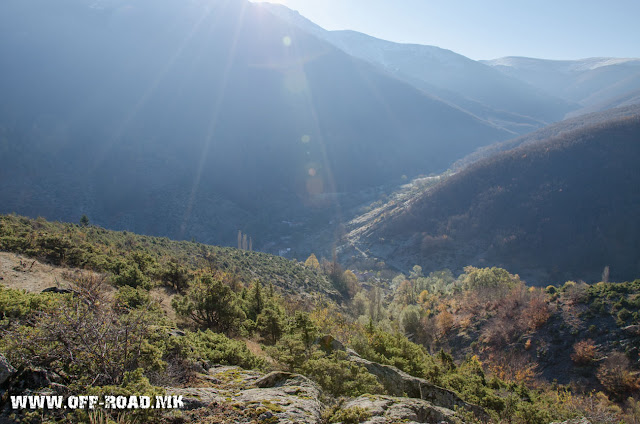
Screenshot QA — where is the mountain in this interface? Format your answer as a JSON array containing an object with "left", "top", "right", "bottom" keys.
[
  {"left": 483, "top": 56, "right": 640, "bottom": 117},
  {"left": 0, "top": 0, "right": 511, "bottom": 253},
  {"left": 452, "top": 103, "right": 640, "bottom": 169},
  {"left": 260, "top": 3, "right": 578, "bottom": 134},
  {"left": 343, "top": 112, "right": 640, "bottom": 285}
]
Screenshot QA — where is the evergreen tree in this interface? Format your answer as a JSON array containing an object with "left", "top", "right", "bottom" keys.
[
  {"left": 257, "top": 301, "right": 285, "bottom": 344},
  {"left": 172, "top": 273, "right": 245, "bottom": 334},
  {"left": 248, "top": 281, "right": 264, "bottom": 321},
  {"left": 79, "top": 214, "right": 90, "bottom": 227}
]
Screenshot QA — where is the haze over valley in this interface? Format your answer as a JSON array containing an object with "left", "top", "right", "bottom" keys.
[
  {"left": 1, "top": 0, "right": 639, "bottom": 285},
  {"left": 1, "top": 2, "right": 640, "bottom": 422}
]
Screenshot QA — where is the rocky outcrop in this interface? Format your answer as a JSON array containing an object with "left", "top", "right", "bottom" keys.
[
  {"left": 236, "top": 371, "right": 323, "bottom": 424},
  {"left": 345, "top": 349, "right": 488, "bottom": 421},
  {"left": 168, "top": 366, "right": 324, "bottom": 424},
  {"left": 550, "top": 418, "right": 592, "bottom": 424},
  {"left": 343, "top": 395, "right": 463, "bottom": 424}
]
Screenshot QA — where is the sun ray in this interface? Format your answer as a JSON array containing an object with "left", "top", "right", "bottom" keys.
[
  {"left": 180, "top": 0, "right": 249, "bottom": 237},
  {"left": 86, "top": 3, "right": 218, "bottom": 174}
]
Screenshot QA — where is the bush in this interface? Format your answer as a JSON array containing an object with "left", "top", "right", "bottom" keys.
[
  {"left": 114, "top": 285, "right": 154, "bottom": 311},
  {"left": 172, "top": 273, "right": 246, "bottom": 334},
  {"left": 329, "top": 405, "right": 371, "bottom": 424},
  {"left": 0, "top": 286, "right": 64, "bottom": 321},
  {"left": 597, "top": 352, "right": 640, "bottom": 397},
  {"left": 617, "top": 308, "right": 632, "bottom": 325},
  {"left": 1, "top": 296, "right": 165, "bottom": 386},
  {"left": 183, "top": 329, "right": 267, "bottom": 370},
  {"left": 113, "top": 262, "right": 151, "bottom": 289},
  {"left": 571, "top": 339, "right": 598, "bottom": 365},
  {"left": 301, "top": 351, "right": 383, "bottom": 397}
]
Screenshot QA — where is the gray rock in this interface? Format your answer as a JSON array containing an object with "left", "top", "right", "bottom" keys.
[
  {"left": 166, "top": 387, "right": 223, "bottom": 409},
  {"left": 237, "top": 371, "right": 323, "bottom": 423},
  {"left": 345, "top": 351, "right": 488, "bottom": 421},
  {"left": 343, "top": 394, "right": 464, "bottom": 424},
  {"left": 10, "top": 367, "right": 62, "bottom": 391},
  {"left": 622, "top": 324, "right": 640, "bottom": 335},
  {"left": 550, "top": 418, "right": 591, "bottom": 424},
  {"left": 254, "top": 371, "right": 298, "bottom": 388},
  {"left": 0, "top": 354, "right": 16, "bottom": 386},
  {"left": 167, "top": 329, "right": 186, "bottom": 337},
  {"left": 168, "top": 366, "right": 324, "bottom": 423}
]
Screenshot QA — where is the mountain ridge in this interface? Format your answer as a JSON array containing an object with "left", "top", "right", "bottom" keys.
[{"left": 343, "top": 112, "right": 640, "bottom": 285}]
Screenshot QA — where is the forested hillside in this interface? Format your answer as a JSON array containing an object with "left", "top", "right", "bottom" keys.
[{"left": 347, "top": 115, "right": 640, "bottom": 284}]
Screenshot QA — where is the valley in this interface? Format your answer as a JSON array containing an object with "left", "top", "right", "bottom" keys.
[{"left": 0, "top": 1, "right": 639, "bottom": 422}]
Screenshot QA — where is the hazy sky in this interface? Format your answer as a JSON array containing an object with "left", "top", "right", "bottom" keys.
[{"left": 251, "top": 0, "right": 640, "bottom": 60}]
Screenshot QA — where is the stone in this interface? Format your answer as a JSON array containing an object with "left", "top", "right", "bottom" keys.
[
  {"left": 41, "top": 287, "right": 74, "bottom": 294},
  {"left": 0, "top": 354, "right": 16, "bottom": 386},
  {"left": 343, "top": 395, "right": 463, "bottom": 424},
  {"left": 345, "top": 350, "right": 488, "bottom": 421},
  {"left": 168, "top": 366, "right": 324, "bottom": 423},
  {"left": 550, "top": 418, "right": 591, "bottom": 424}
]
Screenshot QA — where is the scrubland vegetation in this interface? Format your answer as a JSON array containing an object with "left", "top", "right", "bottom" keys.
[{"left": 1, "top": 214, "right": 639, "bottom": 423}]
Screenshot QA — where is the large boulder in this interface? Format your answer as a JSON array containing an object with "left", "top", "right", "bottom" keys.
[
  {"left": 235, "top": 371, "right": 323, "bottom": 424},
  {"left": 342, "top": 394, "right": 464, "bottom": 424},
  {"left": 168, "top": 367, "right": 324, "bottom": 424},
  {"left": 345, "top": 350, "right": 488, "bottom": 422}
]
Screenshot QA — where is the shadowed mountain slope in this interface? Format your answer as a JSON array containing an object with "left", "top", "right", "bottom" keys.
[
  {"left": 347, "top": 114, "right": 640, "bottom": 285},
  {"left": 0, "top": 0, "right": 510, "bottom": 251}
]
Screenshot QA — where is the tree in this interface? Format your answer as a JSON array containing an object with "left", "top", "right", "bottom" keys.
[
  {"left": 256, "top": 301, "right": 286, "bottom": 344},
  {"left": 293, "top": 311, "right": 318, "bottom": 348},
  {"left": 305, "top": 253, "right": 320, "bottom": 269},
  {"left": 161, "top": 261, "right": 191, "bottom": 293},
  {"left": 247, "top": 281, "right": 264, "bottom": 321},
  {"left": 79, "top": 214, "right": 90, "bottom": 227},
  {"left": 462, "top": 266, "right": 519, "bottom": 292},
  {"left": 409, "top": 265, "right": 423, "bottom": 279},
  {"left": 368, "top": 285, "right": 384, "bottom": 323},
  {"left": 571, "top": 339, "right": 598, "bottom": 365},
  {"left": 172, "top": 273, "right": 245, "bottom": 334},
  {"left": 400, "top": 305, "right": 421, "bottom": 338},
  {"left": 343, "top": 270, "right": 361, "bottom": 297},
  {"left": 597, "top": 352, "right": 640, "bottom": 397}
]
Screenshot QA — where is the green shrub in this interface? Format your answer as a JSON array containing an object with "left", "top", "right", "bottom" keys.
[
  {"left": 0, "top": 286, "right": 65, "bottom": 321},
  {"left": 114, "top": 285, "right": 153, "bottom": 311},
  {"left": 616, "top": 308, "right": 632, "bottom": 326},
  {"left": 330, "top": 405, "right": 371, "bottom": 424},
  {"left": 172, "top": 273, "right": 246, "bottom": 334},
  {"left": 301, "top": 351, "right": 383, "bottom": 397},
  {"left": 113, "top": 262, "right": 151, "bottom": 289},
  {"left": 183, "top": 329, "right": 267, "bottom": 370}
]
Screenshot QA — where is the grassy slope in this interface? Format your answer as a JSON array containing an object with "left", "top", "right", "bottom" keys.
[{"left": 0, "top": 214, "right": 335, "bottom": 297}]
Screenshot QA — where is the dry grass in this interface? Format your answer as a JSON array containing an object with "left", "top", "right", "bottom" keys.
[{"left": 0, "top": 251, "right": 77, "bottom": 292}]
